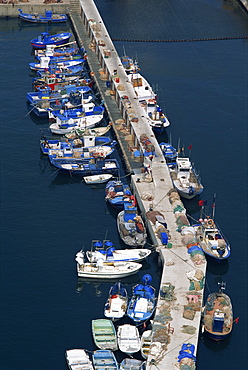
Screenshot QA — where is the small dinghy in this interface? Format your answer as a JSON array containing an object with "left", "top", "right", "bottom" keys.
[
  {"left": 117, "top": 324, "right": 141, "bottom": 355},
  {"left": 117, "top": 204, "right": 147, "bottom": 247},
  {"left": 105, "top": 180, "right": 134, "bottom": 210},
  {"left": 120, "top": 358, "right": 145, "bottom": 370},
  {"left": 202, "top": 282, "right": 233, "bottom": 340},
  {"left": 104, "top": 282, "right": 128, "bottom": 321},
  {"left": 19, "top": 9, "right": 67, "bottom": 23},
  {"left": 65, "top": 349, "right": 94, "bottom": 370},
  {"left": 65, "top": 124, "right": 111, "bottom": 139},
  {"left": 92, "top": 319, "right": 118, "bottom": 351},
  {"left": 92, "top": 350, "right": 118, "bottom": 370},
  {"left": 86, "top": 240, "right": 151, "bottom": 263},
  {"left": 127, "top": 274, "right": 156, "bottom": 324},
  {"left": 140, "top": 329, "right": 152, "bottom": 359},
  {"left": 84, "top": 174, "right": 113, "bottom": 184},
  {"left": 31, "top": 32, "right": 72, "bottom": 49},
  {"left": 75, "top": 251, "right": 142, "bottom": 279}
]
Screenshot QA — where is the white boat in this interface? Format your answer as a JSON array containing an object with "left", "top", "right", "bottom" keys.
[
  {"left": 117, "top": 204, "right": 147, "bottom": 247},
  {"left": 75, "top": 251, "right": 142, "bottom": 279},
  {"left": 86, "top": 241, "right": 151, "bottom": 263},
  {"left": 65, "top": 124, "right": 111, "bottom": 139},
  {"left": 48, "top": 144, "right": 115, "bottom": 159},
  {"left": 117, "top": 324, "right": 141, "bottom": 355},
  {"left": 169, "top": 156, "right": 204, "bottom": 199},
  {"left": 139, "top": 98, "right": 170, "bottom": 134},
  {"left": 121, "top": 55, "right": 139, "bottom": 75},
  {"left": 128, "top": 71, "right": 156, "bottom": 101},
  {"left": 140, "top": 329, "right": 152, "bottom": 359},
  {"left": 104, "top": 282, "right": 128, "bottom": 321},
  {"left": 65, "top": 349, "right": 94, "bottom": 370},
  {"left": 84, "top": 174, "right": 113, "bottom": 184},
  {"left": 120, "top": 358, "right": 145, "bottom": 370}
]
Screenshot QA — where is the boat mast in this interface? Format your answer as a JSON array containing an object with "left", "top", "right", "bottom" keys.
[{"left": 211, "top": 193, "right": 216, "bottom": 220}]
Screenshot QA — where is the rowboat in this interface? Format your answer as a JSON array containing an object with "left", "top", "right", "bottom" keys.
[
  {"left": 120, "top": 358, "right": 145, "bottom": 370},
  {"left": 65, "top": 124, "right": 112, "bottom": 139},
  {"left": 65, "top": 349, "right": 94, "bottom": 370},
  {"left": 92, "top": 350, "right": 118, "bottom": 370},
  {"left": 19, "top": 9, "right": 67, "bottom": 23},
  {"left": 91, "top": 319, "right": 118, "bottom": 351},
  {"left": 105, "top": 180, "right": 134, "bottom": 210},
  {"left": 84, "top": 174, "right": 113, "bottom": 184},
  {"left": 117, "top": 324, "right": 141, "bottom": 355},
  {"left": 75, "top": 251, "right": 142, "bottom": 279}
]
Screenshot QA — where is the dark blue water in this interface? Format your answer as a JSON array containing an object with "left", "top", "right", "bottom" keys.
[{"left": 0, "top": 1, "right": 247, "bottom": 369}]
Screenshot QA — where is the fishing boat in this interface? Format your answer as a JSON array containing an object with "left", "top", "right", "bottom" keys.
[
  {"left": 92, "top": 319, "right": 118, "bottom": 351},
  {"left": 48, "top": 144, "right": 115, "bottom": 160},
  {"left": 65, "top": 349, "right": 94, "bottom": 370},
  {"left": 127, "top": 71, "right": 156, "bottom": 101},
  {"left": 159, "top": 142, "right": 178, "bottom": 165},
  {"left": 29, "top": 56, "right": 85, "bottom": 72},
  {"left": 177, "top": 343, "right": 196, "bottom": 370},
  {"left": 40, "top": 134, "right": 114, "bottom": 155},
  {"left": 127, "top": 274, "right": 156, "bottom": 324},
  {"left": 37, "top": 64, "right": 85, "bottom": 78},
  {"left": 27, "top": 87, "right": 92, "bottom": 117},
  {"left": 86, "top": 240, "right": 151, "bottom": 263},
  {"left": 120, "top": 358, "right": 145, "bottom": 370},
  {"left": 92, "top": 350, "right": 118, "bottom": 370},
  {"left": 49, "top": 155, "right": 120, "bottom": 177},
  {"left": 18, "top": 9, "right": 67, "bottom": 23},
  {"left": 65, "top": 124, "right": 111, "bottom": 139},
  {"left": 121, "top": 55, "right": 139, "bottom": 75},
  {"left": 117, "top": 204, "right": 147, "bottom": 247},
  {"left": 139, "top": 98, "right": 170, "bottom": 134},
  {"left": 48, "top": 104, "right": 105, "bottom": 134},
  {"left": 35, "top": 43, "right": 80, "bottom": 59},
  {"left": 33, "top": 73, "right": 91, "bottom": 92},
  {"left": 169, "top": 156, "right": 204, "bottom": 199},
  {"left": 140, "top": 329, "right": 152, "bottom": 359},
  {"left": 105, "top": 180, "right": 135, "bottom": 210},
  {"left": 75, "top": 251, "right": 142, "bottom": 279},
  {"left": 117, "top": 324, "right": 141, "bottom": 355},
  {"left": 31, "top": 32, "right": 72, "bottom": 49},
  {"left": 84, "top": 174, "right": 113, "bottom": 184},
  {"left": 104, "top": 282, "right": 128, "bottom": 321},
  {"left": 202, "top": 283, "right": 233, "bottom": 340},
  {"left": 193, "top": 218, "right": 230, "bottom": 261}
]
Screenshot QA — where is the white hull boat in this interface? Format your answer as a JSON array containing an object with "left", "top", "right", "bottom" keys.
[
  {"left": 104, "top": 282, "right": 128, "bottom": 321},
  {"left": 117, "top": 324, "right": 141, "bottom": 355},
  {"left": 75, "top": 251, "right": 142, "bottom": 279},
  {"left": 84, "top": 174, "right": 113, "bottom": 184},
  {"left": 128, "top": 72, "right": 156, "bottom": 101},
  {"left": 65, "top": 349, "right": 94, "bottom": 370},
  {"left": 86, "top": 246, "right": 151, "bottom": 263}
]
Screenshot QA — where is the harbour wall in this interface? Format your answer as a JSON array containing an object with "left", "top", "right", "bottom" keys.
[{"left": 0, "top": 3, "right": 69, "bottom": 18}]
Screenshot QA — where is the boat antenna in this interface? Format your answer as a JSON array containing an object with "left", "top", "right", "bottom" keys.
[
  {"left": 104, "top": 229, "right": 108, "bottom": 241},
  {"left": 211, "top": 193, "right": 216, "bottom": 220},
  {"left": 123, "top": 45, "right": 126, "bottom": 57}
]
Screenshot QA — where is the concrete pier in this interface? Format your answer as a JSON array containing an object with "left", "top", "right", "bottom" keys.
[{"left": 69, "top": 1, "right": 206, "bottom": 369}]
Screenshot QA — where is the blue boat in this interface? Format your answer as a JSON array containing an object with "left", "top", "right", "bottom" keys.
[
  {"left": 48, "top": 156, "right": 120, "bottom": 177},
  {"left": 30, "top": 32, "right": 72, "bottom": 49},
  {"left": 32, "top": 73, "right": 91, "bottom": 93},
  {"left": 159, "top": 142, "right": 178, "bottom": 164},
  {"left": 29, "top": 57, "right": 86, "bottom": 73},
  {"left": 92, "top": 350, "right": 118, "bottom": 370},
  {"left": 27, "top": 86, "right": 92, "bottom": 117},
  {"left": 105, "top": 180, "right": 135, "bottom": 210},
  {"left": 40, "top": 135, "right": 114, "bottom": 155},
  {"left": 19, "top": 9, "right": 67, "bottom": 23},
  {"left": 34, "top": 43, "right": 80, "bottom": 59},
  {"left": 127, "top": 274, "right": 156, "bottom": 323}
]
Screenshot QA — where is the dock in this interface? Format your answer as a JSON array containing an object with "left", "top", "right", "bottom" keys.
[{"left": 68, "top": 1, "right": 206, "bottom": 369}]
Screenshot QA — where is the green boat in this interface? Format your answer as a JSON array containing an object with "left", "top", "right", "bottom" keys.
[{"left": 92, "top": 319, "right": 118, "bottom": 351}]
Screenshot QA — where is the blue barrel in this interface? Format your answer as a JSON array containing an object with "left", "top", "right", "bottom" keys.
[{"left": 106, "top": 81, "right": 111, "bottom": 88}]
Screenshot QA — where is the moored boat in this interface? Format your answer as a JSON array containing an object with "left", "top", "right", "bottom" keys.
[
  {"left": 139, "top": 98, "right": 170, "bottom": 134},
  {"left": 49, "top": 156, "right": 120, "bottom": 177},
  {"left": 31, "top": 32, "right": 72, "bottom": 49},
  {"left": 19, "top": 9, "right": 67, "bottom": 23},
  {"left": 127, "top": 274, "right": 156, "bottom": 324},
  {"left": 202, "top": 283, "right": 233, "bottom": 340},
  {"left": 29, "top": 56, "right": 85, "bottom": 72},
  {"left": 104, "top": 282, "right": 128, "bottom": 321},
  {"left": 117, "top": 204, "right": 147, "bottom": 247},
  {"left": 86, "top": 240, "right": 151, "bottom": 263},
  {"left": 169, "top": 156, "right": 204, "bottom": 199},
  {"left": 65, "top": 348, "right": 94, "bottom": 370},
  {"left": 92, "top": 319, "right": 118, "bottom": 351},
  {"left": 35, "top": 42, "right": 80, "bottom": 59},
  {"left": 120, "top": 358, "right": 145, "bottom": 370},
  {"left": 75, "top": 251, "right": 142, "bottom": 279},
  {"left": 92, "top": 350, "right": 118, "bottom": 370},
  {"left": 117, "top": 324, "right": 141, "bottom": 355},
  {"left": 127, "top": 71, "right": 156, "bottom": 101},
  {"left": 65, "top": 124, "right": 112, "bottom": 139},
  {"left": 105, "top": 180, "right": 134, "bottom": 210},
  {"left": 84, "top": 174, "right": 113, "bottom": 184}
]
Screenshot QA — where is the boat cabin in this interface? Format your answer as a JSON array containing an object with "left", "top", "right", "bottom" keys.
[{"left": 123, "top": 204, "right": 137, "bottom": 222}]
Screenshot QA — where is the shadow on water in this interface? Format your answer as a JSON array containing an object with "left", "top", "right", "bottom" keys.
[
  {"left": 206, "top": 258, "right": 229, "bottom": 277},
  {"left": 200, "top": 331, "right": 232, "bottom": 351}
]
